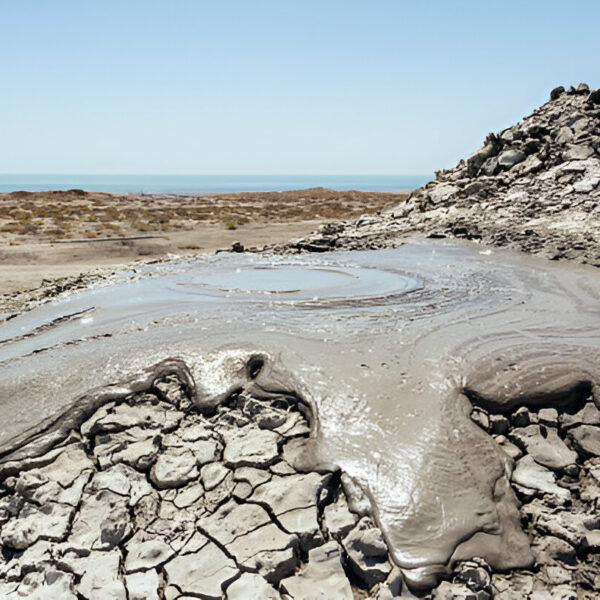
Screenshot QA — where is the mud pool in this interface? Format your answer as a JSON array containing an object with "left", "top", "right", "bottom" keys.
[{"left": 1, "top": 240, "right": 599, "bottom": 587}]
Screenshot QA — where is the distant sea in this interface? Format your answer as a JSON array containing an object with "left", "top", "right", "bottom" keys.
[{"left": 0, "top": 174, "right": 431, "bottom": 195}]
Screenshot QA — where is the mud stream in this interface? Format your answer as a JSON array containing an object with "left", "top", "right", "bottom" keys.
[{"left": 1, "top": 240, "right": 599, "bottom": 587}]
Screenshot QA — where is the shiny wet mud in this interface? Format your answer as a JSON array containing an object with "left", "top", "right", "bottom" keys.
[{"left": 1, "top": 240, "right": 599, "bottom": 587}]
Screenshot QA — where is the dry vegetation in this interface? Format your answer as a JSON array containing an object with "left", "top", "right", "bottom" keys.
[{"left": 0, "top": 188, "right": 408, "bottom": 243}]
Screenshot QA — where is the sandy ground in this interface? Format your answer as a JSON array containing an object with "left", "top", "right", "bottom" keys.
[
  {"left": 0, "top": 221, "right": 323, "bottom": 295},
  {"left": 0, "top": 188, "right": 408, "bottom": 305}
]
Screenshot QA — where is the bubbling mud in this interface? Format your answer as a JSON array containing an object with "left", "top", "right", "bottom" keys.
[{"left": 1, "top": 241, "right": 599, "bottom": 589}]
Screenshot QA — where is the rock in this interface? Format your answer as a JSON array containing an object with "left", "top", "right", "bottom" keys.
[
  {"left": 495, "top": 435, "right": 523, "bottom": 460},
  {"left": 511, "top": 455, "right": 571, "bottom": 501},
  {"left": 498, "top": 149, "right": 526, "bottom": 169},
  {"left": 226, "top": 573, "right": 281, "bottom": 599},
  {"left": 550, "top": 86, "right": 565, "bottom": 101},
  {"left": 164, "top": 541, "right": 239, "bottom": 600},
  {"left": 223, "top": 426, "right": 280, "bottom": 468},
  {"left": 280, "top": 541, "right": 353, "bottom": 600},
  {"left": 250, "top": 473, "right": 330, "bottom": 550},
  {"left": 68, "top": 489, "right": 131, "bottom": 551},
  {"left": 1, "top": 501, "right": 73, "bottom": 550},
  {"left": 324, "top": 494, "right": 358, "bottom": 539},
  {"left": 523, "top": 500, "right": 600, "bottom": 550},
  {"left": 433, "top": 580, "right": 490, "bottom": 599},
  {"left": 149, "top": 446, "right": 199, "bottom": 488},
  {"left": 234, "top": 465, "right": 272, "bottom": 488},
  {"left": 429, "top": 184, "right": 459, "bottom": 204},
  {"left": 125, "top": 537, "right": 175, "bottom": 572},
  {"left": 125, "top": 569, "right": 160, "bottom": 600},
  {"left": 560, "top": 402, "right": 600, "bottom": 429},
  {"left": 488, "top": 414, "right": 509, "bottom": 435},
  {"left": 343, "top": 517, "right": 391, "bottom": 588},
  {"left": 563, "top": 144, "right": 595, "bottom": 161},
  {"left": 78, "top": 550, "right": 126, "bottom": 600},
  {"left": 532, "top": 535, "right": 577, "bottom": 567},
  {"left": 231, "top": 241, "right": 244, "bottom": 252},
  {"left": 455, "top": 559, "right": 492, "bottom": 592},
  {"left": 201, "top": 462, "right": 230, "bottom": 490},
  {"left": 471, "top": 409, "right": 489, "bottom": 430},
  {"left": 568, "top": 425, "right": 600, "bottom": 457},
  {"left": 588, "top": 89, "right": 600, "bottom": 104},
  {"left": 509, "top": 425, "right": 577, "bottom": 470},
  {"left": 538, "top": 408, "right": 559, "bottom": 426},
  {"left": 14, "top": 569, "right": 77, "bottom": 600},
  {"left": 511, "top": 407, "right": 530, "bottom": 427}
]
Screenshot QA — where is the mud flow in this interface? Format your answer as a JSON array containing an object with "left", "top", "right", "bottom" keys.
[{"left": 0, "top": 240, "right": 599, "bottom": 593}]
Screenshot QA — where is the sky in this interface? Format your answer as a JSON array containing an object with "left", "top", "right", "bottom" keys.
[{"left": 1, "top": 0, "right": 599, "bottom": 175}]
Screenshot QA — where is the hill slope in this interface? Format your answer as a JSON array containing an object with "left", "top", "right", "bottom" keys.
[{"left": 277, "top": 84, "right": 600, "bottom": 265}]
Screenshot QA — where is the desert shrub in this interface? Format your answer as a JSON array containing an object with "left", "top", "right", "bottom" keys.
[{"left": 225, "top": 220, "right": 237, "bottom": 230}]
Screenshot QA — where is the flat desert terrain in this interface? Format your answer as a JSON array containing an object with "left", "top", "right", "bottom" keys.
[{"left": 0, "top": 187, "right": 408, "bottom": 300}]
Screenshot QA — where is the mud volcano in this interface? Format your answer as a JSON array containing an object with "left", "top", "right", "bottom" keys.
[{"left": 1, "top": 241, "right": 600, "bottom": 598}]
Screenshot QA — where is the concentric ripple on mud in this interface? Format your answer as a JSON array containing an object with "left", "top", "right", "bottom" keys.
[{"left": 1, "top": 240, "right": 600, "bottom": 592}]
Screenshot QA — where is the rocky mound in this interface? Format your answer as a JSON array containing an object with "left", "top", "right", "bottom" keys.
[{"left": 273, "top": 84, "right": 600, "bottom": 265}]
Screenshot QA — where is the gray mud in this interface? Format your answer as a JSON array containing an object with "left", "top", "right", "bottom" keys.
[{"left": 1, "top": 241, "right": 600, "bottom": 592}]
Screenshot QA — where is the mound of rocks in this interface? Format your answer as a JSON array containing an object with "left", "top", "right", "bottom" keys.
[
  {"left": 273, "top": 84, "right": 600, "bottom": 266},
  {"left": 0, "top": 373, "right": 401, "bottom": 600}
]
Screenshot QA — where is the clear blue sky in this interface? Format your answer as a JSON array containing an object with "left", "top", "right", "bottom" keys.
[{"left": 1, "top": 0, "right": 599, "bottom": 175}]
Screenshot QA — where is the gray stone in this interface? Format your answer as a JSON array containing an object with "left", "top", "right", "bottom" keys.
[
  {"left": 226, "top": 573, "right": 280, "bottom": 599},
  {"left": 149, "top": 446, "right": 199, "bottom": 488},
  {"left": 560, "top": 402, "right": 600, "bottom": 429},
  {"left": 250, "top": 473, "right": 330, "bottom": 550},
  {"left": 125, "top": 537, "right": 175, "bottom": 572},
  {"left": 15, "top": 569, "right": 77, "bottom": 600},
  {"left": 471, "top": 409, "right": 489, "bottom": 431},
  {"left": 223, "top": 426, "right": 280, "bottom": 468},
  {"left": 538, "top": 408, "right": 559, "bottom": 426},
  {"left": 429, "top": 184, "right": 459, "bottom": 204},
  {"left": 495, "top": 435, "right": 522, "bottom": 460},
  {"left": 433, "top": 580, "right": 489, "bottom": 599},
  {"left": 324, "top": 494, "right": 358, "bottom": 539},
  {"left": 573, "top": 176, "right": 599, "bottom": 192},
  {"left": 1, "top": 501, "right": 73, "bottom": 550},
  {"left": 342, "top": 517, "right": 391, "bottom": 588},
  {"left": 511, "top": 406, "right": 530, "bottom": 427},
  {"left": 523, "top": 500, "right": 599, "bottom": 549},
  {"left": 511, "top": 455, "right": 570, "bottom": 501},
  {"left": 489, "top": 414, "right": 509, "bottom": 435},
  {"left": 125, "top": 569, "right": 160, "bottom": 600},
  {"left": 509, "top": 425, "right": 577, "bottom": 470},
  {"left": 78, "top": 549, "right": 126, "bottom": 600},
  {"left": 164, "top": 541, "right": 239, "bottom": 600},
  {"left": 280, "top": 541, "right": 353, "bottom": 600},
  {"left": 68, "top": 489, "right": 131, "bottom": 551},
  {"left": 532, "top": 535, "right": 576, "bottom": 566},
  {"left": 498, "top": 149, "right": 526, "bottom": 169},
  {"left": 233, "top": 465, "right": 272, "bottom": 488},
  {"left": 568, "top": 425, "right": 600, "bottom": 457},
  {"left": 201, "top": 462, "right": 230, "bottom": 490},
  {"left": 563, "top": 144, "right": 594, "bottom": 161}
]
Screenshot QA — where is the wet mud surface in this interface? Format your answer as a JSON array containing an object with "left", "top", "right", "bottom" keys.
[{"left": 1, "top": 241, "right": 600, "bottom": 597}]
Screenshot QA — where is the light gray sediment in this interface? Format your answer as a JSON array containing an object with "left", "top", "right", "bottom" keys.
[{"left": 0, "top": 243, "right": 599, "bottom": 597}]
